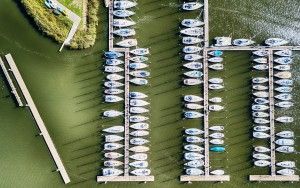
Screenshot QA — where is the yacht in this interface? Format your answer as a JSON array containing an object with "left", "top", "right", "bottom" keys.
[
  {"left": 274, "top": 49, "right": 292, "bottom": 57},
  {"left": 253, "top": 153, "right": 270, "bottom": 160},
  {"left": 130, "top": 138, "right": 149, "bottom": 145},
  {"left": 275, "top": 79, "right": 293, "bottom": 86},
  {"left": 105, "top": 95, "right": 123, "bottom": 103},
  {"left": 184, "top": 144, "right": 204, "bottom": 152},
  {"left": 106, "top": 59, "right": 124, "bottom": 66},
  {"left": 276, "top": 161, "right": 295, "bottom": 168},
  {"left": 253, "top": 118, "right": 269, "bottom": 124},
  {"left": 185, "top": 103, "right": 203, "bottom": 110},
  {"left": 113, "top": 19, "right": 136, "bottom": 27},
  {"left": 105, "top": 66, "right": 124, "bottom": 73},
  {"left": 274, "top": 93, "right": 292, "bottom": 101},
  {"left": 130, "top": 153, "right": 148, "bottom": 161},
  {"left": 277, "top": 169, "right": 295, "bottom": 176},
  {"left": 253, "top": 126, "right": 270, "bottom": 132},
  {"left": 275, "top": 139, "right": 294, "bottom": 146},
  {"left": 253, "top": 50, "right": 268, "bottom": 57},
  {"left": 184, "top": 160, "right": 204, "bottom": 168},
  {"left": 184, "top": 111, "right": 204, "bottom": 119},
  {"left": 209, "top": 78, "right": 223, "bottom": 84},
  {"left": 209, "top": 104, "right": 224, "bottom": 111},
  {"left": 113, "top": 10, "right": 135, "bottom": 17},
  {"left": 182, "top": 37, "right": 203, "bottom": 45},
  {"left": 104, "top": 143, "right": 123, "bottom": 151},
  {"left": 253, "top": 58, "right": 267, "bottom": 64},
  {"left": 265, "top": 38, "right": 288, "bottom": 46},
  {"left": 276, "top": 146, "right": 294, "bottom": 153},
  {"left": 182, "top": 2, "right": 203, "bottom": 11},
  {"left": 209, "top": 133, "right": 224, "bottom": 139},
  {"left": 103, "top": 126, "right": 124, "bottom": 133},
  {"left": 252, "top": 77, "right": 268, "bottom": 84},
  {"left": 252, "top": 85, "right": 268, "bottom": 91},
  {"left": 208, "top": 50, "right": 223, "bottom": 57},
  {"left": 104, "top": 160, "right": 123, "bottom": 167},
  {"left": 208, "top": 57, "right": 223, "bottom": 63},
  {"left": 186, "top": 136, "right": 204, "bottom": 143},
  {"left": 232, "top": 39, "right": 255, "bottom": 46},
  {"left": 130, "top": 107, "right": 149, "bottom": 114},
  {"left": 103, "top": 110, "right": 123, "bottom": 117},
  {"left": 130, "top": 130, "right": 149, "bottom": 137},
  {"left": 183, "top": 62, "right": 203, "bottom": 70},
  {"left": 130, "top": 56, "right": 148, "bottom": 63},
  {"left": 184, "top": 95, "right": 203, "bottom": 102},
  {"left": 254, "top": 146, "right": 270, "bottom": 153},
  {"left": 113, "top": 28, "right": 136, "bottom": 37},
  {"left": 208, "top": 63, "right": 224, "bottom": 70},
  {"left": 129, "top": 161, "right": 148, "bottom": 168},
  {"left": 105, "top": 152, "right": 123, "bottom": 159},
  {"left": 253, "top": 64, "right": 268, "bottom": 70},
  {"left": 209, "top": 84, "right": 224, "bottom": 90},
  {"left": 129, "top": 92, "right": 148, "bottom": 99},
  {"left": 253, "top": 91, "right": 269, "bottom": 98},
  {"left": 182, "top": 46, "right": 202, "bottom": 53},
  {"left": 104, "top": 88, "right": 124, "bottom": 95},
  {"left": 184, "top": 152, "right": 204, "bottom": 160},
  {"left": 214, "top": 37, "right": 232, "bottom": 46},
  {"left": 130, "top": 123, "right": 149, "bottom": 130},
  {"left": 114, "top": 0, "right": 137, "bottom": 9},
  {"left": 275, "top": 101, "right": 293, "bottom": 108},
  {"left": 106, "top": 74, "right": 124, "bottom": 81},
  {"left": 116, "top": 39, "right": 137, "bottom": 47},
  {"left": 102, "top": 168, "right": 123, "bottom": 176},
  {"left": 211, "top": 170, "right": 225, "bottom": 175},
  {"left": 209, "top": 97, "right": 222, "bottom": 103},
  {"left": 129, "top": 70, "right": 150, "bottom": 78},
  {"left": 275, "top": 86, "right": 292, "bottom": 93},
  {"left": 210, "top": 146, "right": 225, "bottom": 152},
  {"left": 252, "top": 112, "right": 269, "bottom": 118},
  {"left": 184, "top": 71, "right": 203, "bottom": 78},
  {"left": 130, "top": 99, "right": 149, "bottom": 107},
  {"left": 274, "top": 71, "right": 292, "bottom": 79},
  {"left": 129, "top": 62, "right": 148, "bottom": 69},
  {"left": 181, "top": 19, "right": 204, "bottom": 27},
  {"left": 185, "top": 128, "right": 204, "bottom": 135},
  {"left": 254, "top": 160, "right": 271, "bottom": 167},
  {"left": 253, "top": 132, "right": 270, "bottom": 139},
  {"left": 184, "top": 54, "right": 203, "bottom": 61},
  {"left": 210, "top": 139, "right": 224, "bottom": 145},
  {"left": 104, "top": 51, "right": 123, "bottom": 59},
  {"left": 276, "top": 131, "right": 294, "bottom": 138},
  {"left": 254, "top": 98, "right": 269, "bottom": 104},
  {"left": 130, "top": 169, "right": 151, "bottom": 176},
  {"left": 180, "top": 27, "right": 204, "bottom": 36},
  {"left": 209, "top": 126, "right": 224, "bottom": 131},
  {"left": 274, "top": 57, "right": 293, "bottom": 65},
  {"left": 130, "top": 48, "right": 150, "bottom": 56},
  {"left": 273, "top": 65, "right": 290, "bottom": 71},
  {"left": 129, "top": 146, "right": 149, "bottom": 153},
  {"left": 129, "top": 115, "right": 149, "bottom": 122},
  {"left": 130, "top": 78, "right": 148, "bottom": 85},
  {"left": 183, "top": 78, "right": 203, "bottom": 86},
  {"left": 186, "top": 168, "right": 204, "bottom": 176}
]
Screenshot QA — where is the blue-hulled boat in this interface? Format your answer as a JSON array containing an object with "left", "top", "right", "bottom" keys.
[
  {"left": 104, "top": 51, "right": 123, "bottom": 59},
  {"left": 210, "top": 146, "right": 225, "bottom": 152},
  {"left": 208, "top": 50, "right": 223, "bottom": 57}
]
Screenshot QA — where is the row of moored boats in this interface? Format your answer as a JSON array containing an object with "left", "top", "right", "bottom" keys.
[{"left": 214, "top": 37, "right": 289, "bottom": 47}]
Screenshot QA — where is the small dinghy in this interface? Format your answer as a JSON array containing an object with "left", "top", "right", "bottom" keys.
[
  {"left": 105, "top": 95, "right": 123, "bottom": 103},
  {"left": 130, "top": 56, "right": 148, "bottom": 63},
  {"left": 107, "top": 74, "right": 124, "bottom": 81},
  {"left": 254, "top": 98, "right": 269, "bottom": 105},
  {"left": 210, "top": 139, "right": 224, "bottom": 145},
  {"left": 180, "top": 27, "right": 204, "bottom": 36},
  {"left": 274, "top": 93, "right": 292, "bottom": 101},
  {"left": 211, "top": 169, "right": 225, "bottom": 175},
  {"left": 253, "top": 64, "right": 268, "bottom": 70},
  {"left": 254, "top": 146, "right": 270, "bottom": 153},
  {"left": 253, "top": 91, "right": 269, "bottom": 98},
  {"left": 130, "top": 78, "right": 148, "bottom": 85},
  {"left": 275, "top": 139, "right": 294, "bottom": 146},
  {"left": 117, "top": 39, "right": 137, "bottom": 47},
  {"left": 232, "top": 39, "right": 255, "bottom": 46},
  {"left": 253, "top": 118, "right": 269, "bottom": 124},
  {"left": 104, "top": 143, "right": 123, "bottom": 151},
  {"left": 103, "top": 110, "right": 123, "bottom": 117},
  {"left": 113, "top": 19, "right": 136, "bottom": 27},
  {"left": 275, "top": 101, "right": 293, "bottom": 108},
  {"left": 209, "top": 78, "right": 223, "bottom": 84},
  {"left": 130, "top": 153, "right": 148, "bottom": 161},
  {"left": 103, "top": 126, "right": 124, "bottom": 133},
  {"left": 253, "top": 126, "right": 270, "bottom": 132},
  {"left": 209, "top": 104, "right": 224, "bottom": 111},
  {"left": 273, "top": 65, "right": 290, "bottom": 71},
  {"left": 277, "top": 169, "right": 294, "bottom": 176},
  {"left": 265, "top": 38, "right": 288, "bottom": 46},
  {"left": 129, "top": 92, "right": 148, "bottom": 99},
  {"left": 209, "top": 63, "right": 224, "bottom": 70},
  {"left": 130, "top": 123, "right": 149, "bottom": 130},
  {"left": 276, "top": 146, "right": 294, "bottom": 153},
  {"left": 105, "top": 66, "right": 124, "bottom": 73},
  {"left": 184, "top": 54, "right": 203, "bottom": 61},
  {"left": 184, "top": 152, "right": 204, "bottom": 160},
  {"left": 182, "top": 46, "right": 202, "bottom": 53},
  {"left": 184, "top": 71, "right": 203, "bottom": 78},
  {"left": 130, "top": 107, "right": 149, "bottom": 114},
  {"left": 183, "top": 79, "right": 203, "bottom": 86},
  {"left": 129, "top": 146, "right": 149, "bottom": 153},
  {"left": 129, "top": 62, "right": 148, "bottom": 69},
  {"left": 208, "top": 50, "right": 223, "bottom": 57},
  {"left": 186, "top": 136, "right": 204, "bottom": 143},
  {"left": 184, "top": 144, "right": 204, "bottom": 152},
  {"left": 182, "top": 2, "right": 203, "bottom": 11},
  {"left": 274, "top": 49, "right": 292, "bottom": 57},
  {"left": 130, "top": 48, "right": 150, "bottom": 56},
  {"left": 275, "top": 86, "right": 292, "bottom": 93},
  {"left": 185, "top": 103, "right": 203, "bottom": 110},
  {"left": 104, "top": 88, "right": 124, "bottom": 95},
  {"left": 182, "top": 37, "right": 203, "bottom": 45},
  {"left": 130, "top": 99, "right": 149, "bottom": 107},
  {"left": 209, "top": 84, "right": 224, "bottom": 90},
  {"left": 106, "top": 59, "right": 124, "bottom": 66},
  {"left": 274, "top": 57, "right": 293, "bottom": 65},
  {"left": 104, "top": 51, "right": 123, "bottom": 59},
  {"left": 208, "top": 57, "right": 223, "bottom": 63},
  {"left": 209, "top": 126, "right": 224, "bottom": 131},
  {"left": 252, "top": 85, "right": 268, "bottom": 91},
  {"left": 130, "top": 138, "right": 149, "bottom": 145},
  {"left": 254, "top": 160, "right": 271, "bottom": 167},
  {"left": 275, "top": 116, "right": 294, "bottom": 123},
  {"left": 104, "top": 160, "right": 123, "bottom": 167},
  {"left": 183, "top": 62, "right": 203, "bottom": 70},
  {"left": 129, "top": 115, "right": 149, "bottom": 123},
  {"left": 276, "top": 131, "right": 294, "bottom": 138},
  {"left": 253, "top": 132, "right": 270, "bottom": 139},
  {"left": 113, "top": 10, "right": 135, "bottom": 17},
  {"left": 209, "top": 97, "right": 222, "bottom": 103},
  {"left": 185, "top": 128, "right": 204, "bottom": 135},
  {"left": 129, "top": 161, "right": 148, "bottom": 168},
  {"left": 210, "top": 146, "right": 225, "bottom": 152},
  {"left": 103, "top": 168, "right": 123, "bottom": 176},
  {"left": 253, "top": 58, "right": 267, "bottom": 64},
  {"left": 252, "top": 104, "right": 269, "bottom": 111},
  {"left": 252, "top": 77, "right": 268, "bottom": 84},
  {"left": 184, "top": 160, "right": 204, "bottom": 168},
  {"left": 105, "top": 152, "right": 123, "bottom": 159},
  {"left": 184, "top": 111, "right": 204, "bottom": 119},
  {"left": 131, "top": 169, "right": 151, "bottom": 176},
  {"left": 275, "top": 79, "right": 293, "bottom": 86},
  {"left": 275, "top": 71, "right": 292, "bottom": 79},
  {"left": 129, "top": 70, "right": 150, "bottom": 78},
  {"left": 184, "top": 95, "right": 203, "bottom": 102},
  {"left": 114, "top": 0, "right": 137, "bottom": 9},
  {"left": 276, "top": 161, "right": 295, "bottom": 168},
  {"left": 253, "top": 153, "right": 270, "bottom": 160},
  {"left": 252, "top": 112, "right": 269, "bottom": 118},
  {"left": 130, "top": 130, "right": 149, "bottom": 137},
  {"left": 253, "top": 50, "right": 268, "bottom": 57},
  {"left": 186, "top": 168, "right": 204, "bottom": 176},
  {"left": 209, "top": 132, "right": 224, "bottom": 139},
  {"left": 181, "top": 19, "right": 204, "bottom": 27},
  {"left": 113, "top": 28, "right": 136, "bottom": 37}
]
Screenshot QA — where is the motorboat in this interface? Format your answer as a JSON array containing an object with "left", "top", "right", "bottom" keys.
[
  {"left": 209, "top": 97, "right": 222, "bottom": 103},
  {"left": 104, "top": 160, "right": 123, "bottom": 167},
  {"left": 105, "top": 152, "right": 123, "bottom": 159},
  {"left": 129, "top": 92, "right": 148, "bottom": 99},
  {"left": 276, "top": 146, "right": 294, "bottom": 153},
  {"left": 184, "top": 160, "right": 204, "bottom": 168},
  {"left": 131, "top": 169, "right": 151, "bottom": 176},
  {"left": 209, "top": 132, "right": 224, "bottom": 139},
  {"left": 130, "top": 48, "right": 150, "bottom": 56},
  {"left": 254, "top": 160, "right": 271, "bottom": 167},
  {"left": 274, "top": 71, "right": 292, "bottom": 79},
  {"left": 180, "top": 27, "right": 204, "bottom": 36},
  {"left": 184, "top": 152, "right": 204, "bottom": 160},
  {"left": 211, "top": 170, "right": 225, "bottom": 175},
  {"left": 276, "top": 116, "right": 294, "bottom": 123},
  {"left": 114, "top": 0, "right": 137, "bottom": 9},
  {"left": 252, "top": 85, "right": 268, "bottom": 91},
  {"left": 254, "top": 98, "right": 269, "bottom": 105},
  {"left": 275, "top": 79, "right": 293, "bottom": 86},
  {"left": 104, "top": 88, "right": 124, "bottom": 95},
  {"left": 184, "top": 111, "right": 203, "bottom": 119},
  {"left": 210, "top": 139, "right": 224, "bottom": 145},
  {"left": 209, "top": 104, "right": 224, "bottom": 111},
  {"left": 276, "top": 131, "right": 294, "bottom": 138},
  {"left": 104, "top": 143, "right": 123, "bottom": 151},
  {"left": 129, "top": 115, "right": 149, "bottom": 122},
  {"left": 273, "top": 65, "right": 290, "bottom": 71},
  {"left": 265, "top": 38, "right": 288, "bottom": 46},
  {"left": 130, "top": 56, "right": 148, "bottom": 63},
  {"left": 185, "top": 103, "right": 203, "bottom": 110},
  {"left": 274, "top": 49, "right": 292, "bottom": 57},
  {"left": 253, "top": 153, "right": 270, "bottom": 160},
  {"left": 253, "top": 91, "right": 269, "bottom": 98},
  {"left": 183, "top": 62, "right": 203, "bottom": 70},
  {"left": 103, "top": 110, "right": 123, "bottom": 117},
  {"left": 210, "top": 146, "right": 225, "bottom": 152},
  {"left": 208, "top": 63, "right": 224, "bottom": 70},
  {"left": 274, "top": 93, "right": 292, "bottom": 101},
  {"left": 130, "top": 153, "right": 148, "bottom": 161},
  {"left": 130, "top": 99, "right": 149, "bottom": 107},
  {"left": 186, "top": 136, "right": 204, "bottom": 143},
  {"left": 253, "top": 50, "right": 268, "bottom": 57},
  {"left": 130, "top": 130, "right": 149, "bottom": 137},
  {"left": 253, "top": 58, "right": 267, "bottom": 64},
  {"left": 184, "top": 54, "right": 203, "bottom": 61},
  {"left": 254, "top": 146, "right": 270, "bottom": 153},
  {"left": 186, "top": 168, "right": 204, "bottom": 176},
  {"left": 105, "top": 66, "right": 124, "bottom": 73},
  {"left": 209, "top": 126, "right": 224, "bottom": 131},
  {"left": 129, "top": 70, "right": 150, "bottom": 78},
  {"left": 104, "top": 51, "right": 123, "bottom": 59},
  {"left": 277, "top": 169, "right": 294, "bottom": 176},
  {"left": 130, "top": 107, "right": 149, "bottom": 114},
  {"left": 209, "top": 78, "right": 223, "bottom": 84},
  {"left": 183, "top": 79, "right": 203, "bottom": 86},
  {"left": 103, "top": 126, "right": 124, "bottom": 133},
  {"left": 275, "top": 101, "right": 293, "bottom": 108},
  {"left": 253, "top": 132, "right": 270, "bottom": 139},
  {"left": 130, "top": 78, "right": 148, "bottom": 85},
  {"left": 214, "top": 37, "right": 232, "bottom": 46},
  {"left": 252, "top": 104, "right": 269, "bottom": 111},
  {"left": 181, "top": 19, "right": 204, "bottom": 27},
  {"left": 252, "top": 112, "right": 269, "bottom": 118},
  {"left": 274, "top": 57, "right": 293, "bottom": 65},
  {"left": 129, "top": 146, "right": 149, "bottom": 152},
  {"left": 102, "top": 168, "right": 123, "bottom": 176},
  {"left": 182, "top": 46, "right": 202, "bottom": 53},
  {"left": 252, "top": 77, "right": 268, "bottom": 84},
  {"left": 182, "top": 37, "right": 203, "bottom": 45},
  {"left": 253, "top": 126, "right": 270, "bottom": 132},
  {"left": 106, "top": 59, "right": 124, "bottom": 66},
  {"left": 253, "top": 64, "right": 268, "bottom": 70},
  {"left": 182, "top": 2, "right": 203, "bottom": 11},
  {"left": 113, "top": 19, "right": 136, "bottom": 27},
  {"left": 113, "top": 10, "right": 135, "bottom": 17},
  {"left": 185, "top": 128, "right": 204, "bottom": 135},
  {"left": 116, "top": 39, "right": 137, "bottom": 47},
  {"left": 129, "top": 62, "right": 148, "bottom": 69},
  {"left": 113, "top": 28, "right": 136, "bottom": 37},
  {"left": 253, "top": 118, "right": 269, "bottom": 124},
  {"left": 184, "top": 71, "right": 203, "bottom": 78},
  {"left": 275, "top": 139, "right": 294, "bottom": 146},
  {"left": 276, "top": 161, "right": 295, "bottom": 168},
  {"left": 232, "top": 39, "right": 255, "bottom": 46},
  {"left": 208, "top": 57, "right": 223, "bottom": 63},
  {"left": 129, "top": 161, "right": 148, "bottom": 168},
  {"left": 275, "top": 86, "right": 292, "bottom": 93},
  {"left": 130, "top": 138, "right": 149, "bottom": 145},
  {"left": 208, "top": 50, "right": 223, "bottom": 57},
  {"left": 105, "top": 95, "right": 123, "bottom": 103},
  {"left": 184, "top": 95, "right": 203, "bottom": 102},
  {"left": 107, "top": 74, "right": 124, "bottom": 81},
  {"left": 130, "top": 123, "right": 149, "bottom": 130},
  {"left": 184, "top": 144, "right": 204, "bottom": 152},
  {"left": 209, "top": 84, "right": 224, "bottom": 90}
]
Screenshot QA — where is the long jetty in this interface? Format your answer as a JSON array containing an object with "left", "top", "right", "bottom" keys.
[{"left": 4, "top": 54, "right": 71, "bottom": 184}]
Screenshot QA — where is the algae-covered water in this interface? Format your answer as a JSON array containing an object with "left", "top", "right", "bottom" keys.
[{"left": 0, "top": 0, "right": 299, "bottom": 188}]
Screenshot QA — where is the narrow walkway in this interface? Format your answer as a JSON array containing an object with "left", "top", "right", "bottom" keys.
[
  {"left": 4, "top": 54, "right": 70, "bottom": 184},
  {"left": 207, "top": 46, "right": 300, "bottom": 51}
]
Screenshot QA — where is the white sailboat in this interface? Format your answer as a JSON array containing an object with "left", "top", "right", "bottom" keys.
[
  {"left": 184, "top": 95, "right": 203, "bottom": 102},
  {"left": 129, "top": 92, "right": 148, "bottom": 99},
  {"left": 130, "top": 153, "right": 148, "bottom": 161},
  {"left": 254, "top": 160, "right": 271, "bottom": 167},
  {"left": 130, "top": 123, "right": 149, "bottom": 130},
  {"left": 181, "top": 19, "right": 204, "bottom": 27},
  {"left": 129, "top": 161, "right": 148, "bottom": 168},
  {"left": 102, "top": 168, "right": 123, "bottom": 176},
  {"left": 185, "top": 128, "right": 204, "bottom": 135},
  {"left": 104, "top": 88, "right": 124, "bottom": 95},
  {"left": 105, "top": 135, "right": 124, "bottom": 142},
  {"left": 104, "top": 152, "right": 123, "bottom": 159},
  {"left": 129, "top": 146, "right": 149, "bottom": 153},
  {"left": 180, "top": 27, "right": 204, "bottom": 36},
  {"left": 184, "top": 144, "right": 204, "bottom": 152},
  {"left": 265, "top": 38, "right": 288, "bottom": 46},
  {"left": 208, "top": 63, "right": 224, "bottom": 70},
  {"left": 182, "top": 2, "right": 203, "bottom": 11},
  {"left": 103, "top": 126, "right": 124, "bottom": 133},
  {"left": 276, "top": 161, "right": 295, "bottom": 168},
  {"left": 103, "top": 110, "right": 123, "bottom": 117},
  {"left": 116, "top": 39, "right": 137, "bottom": 47},
  {"left": 182, "top": 37, "right": 203, "bottom": 45},
  {"left": 254, "top": 146, "right": 270, "bottom": 153},
  {"left": 130, "top": 99, "right": 149, "bottom": 107}
]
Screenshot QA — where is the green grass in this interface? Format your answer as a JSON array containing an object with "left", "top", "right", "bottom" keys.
[{"left": 58, "top": 0, "right": 83, "bottom": 16}]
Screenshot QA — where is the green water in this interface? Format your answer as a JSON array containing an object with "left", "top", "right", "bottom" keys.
[{"left": 0, "top": 0, "right": 299, "bottom": 187}]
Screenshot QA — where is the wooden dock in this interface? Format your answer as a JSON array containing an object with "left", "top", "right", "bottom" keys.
[
  {"left": 207, "top": 46, "right": 300, "bottom": 51},
  {"left": 249, "top": 175, "right": 299, "bottom": 182},
  {"left": 181, "top": 175, "right": 230, "bottom": 182},
  {"left": 4, "top": 54, "right": 70, "bottom": 184},
  {"left": 203, "top": 0, "right": 209, "bottom": 47}
]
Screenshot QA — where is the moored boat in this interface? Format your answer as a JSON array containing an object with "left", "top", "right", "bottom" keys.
[
  {"left": 103, "top": 110, "right": 123, "bottom": 117},
  {"left": 185, "top": 128, "right": 204, "bottom": 135},
  {"left": 232, "top": 39, "right": 255, "bottom": 46},
  {"left": 104, "top": 88, "right": 124, "bottom": 95},
  {"left": 253, "top": 50, "right": 268, "bottom": 57},
  {"left": 184, "top": 95, "right": 203, "bottom": 102},
  {"left": 180, "top": 27, "right": 204, "bottom": 36},
  {"left": 274, "top": 49, "right": 292, "bottom": 57},
  {"left": 130, "top": 48, "right": 150, "bottom": 56},
  {"left": 103, "top": 168, "right": 123, "bottom": 176},
  {"left": 105, "top": 152, "right": 123, "bottom": 159},
  {"left": 182, "top": 2, "right": 203, "bottom": 11},
  {"left": 275, "top": 139, "right": 294, "bottom": 146},
  {"left": 129, "top": 70, "right": 150, "bottom": 78},
  {"left": 208, "top": 63, "right": 223, "bottom": 70},
  {"left": 113, "top": 19, "right": 136, "bottom": 27},
  {"left": 130, "top": 123, "right": 149, "bottom": 130},
  {"left": 183, "top": 79, "right": 203, "bottom": 86},
  {"left": 103, "top": 126, "right": 124, "bottom": 133},
  {"left": 209, "top": 97, "right": 222, "bottom": 103},
  {"left": 254, "top": 146, "right": 270, "bottom": 153},
  {"left": 182, "top": 37, "right": 203, "bottom": 45},
  {"left": 254, "top": 160, "right": 271, "bottom": 167},
  {"left": 181, "top": 19, "right": 204, "bottom": 27},
  {"left": 184, "top": 111, "right": 204, "bottom": 119},
  {"left": 184, "top": 54, "right": 203, "bottom": 61},
  {"left": 265, "top": 38, "right": 288, "bottom": 46},
  {"left": 129, "top": 146, "right": 149, "bottom": 152},
  {"left": 113, "top": 28, "right": 136, "bottom": 37},
  {"left": 183, "top": 62, "right": 203, "bottom": 70},
  {"left": 276, "top": 146, "right": 294, "bottom": 153},
  {"left": 116, "top": 39, "right": 137, "bottom": 47},
  {"left": 114, "top": 0, "right": 137, "bottom": 9}
]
